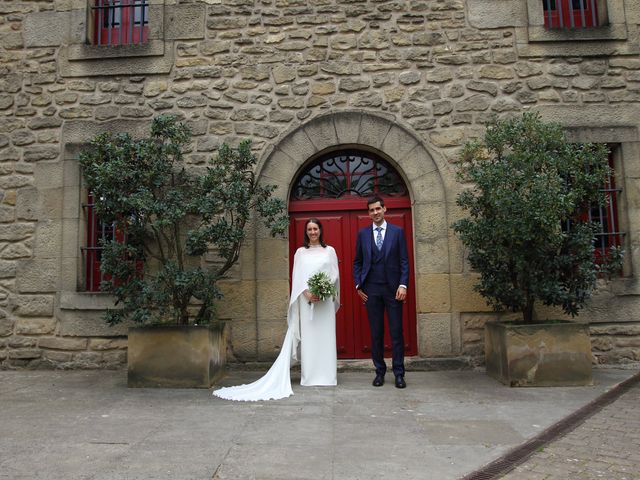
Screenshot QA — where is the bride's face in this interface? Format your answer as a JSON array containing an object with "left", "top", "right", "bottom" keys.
[{"left": 306, "top": 222, "right": 321, "bottom": 245}]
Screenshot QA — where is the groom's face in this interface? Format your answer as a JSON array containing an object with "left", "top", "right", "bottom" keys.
[{"left": 368, "top": 201, "right": 386, "bottom": 226}]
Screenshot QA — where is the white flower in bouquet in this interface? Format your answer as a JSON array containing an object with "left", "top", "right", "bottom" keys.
[{"left": 307, "top": 272, "right": 337, "bottom": 301}]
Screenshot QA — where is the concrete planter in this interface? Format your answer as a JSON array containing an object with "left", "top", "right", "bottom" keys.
[
  {"left": 484, "top": 321, "right": 592, "bottom": 387},
  {"left": 127, "top": 324, "right": 227, "bottom": 388}
]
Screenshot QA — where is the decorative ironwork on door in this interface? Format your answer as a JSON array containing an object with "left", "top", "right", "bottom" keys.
[{"left": 292, "top": 150, "right": 407, "bottom": 200}]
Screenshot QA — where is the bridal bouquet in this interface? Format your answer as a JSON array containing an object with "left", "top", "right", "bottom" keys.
[{"left": 307, "top": 272, "right": 337, "bottom": 301}]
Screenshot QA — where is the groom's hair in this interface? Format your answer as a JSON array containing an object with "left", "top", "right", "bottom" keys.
[{"left": 367, "top": 195, "right": 385, "bottom": 208}]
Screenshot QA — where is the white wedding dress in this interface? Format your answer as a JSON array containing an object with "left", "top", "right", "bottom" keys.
[{"left": 212, "top": 245, "right": 340, "bottom": 401}]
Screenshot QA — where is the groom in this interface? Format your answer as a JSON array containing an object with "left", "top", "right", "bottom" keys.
[{"left": 353, "top": 195, "right": 409, "bottom": 389}]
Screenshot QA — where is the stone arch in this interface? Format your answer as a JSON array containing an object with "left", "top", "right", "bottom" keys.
[
  {"left": 251, "top": 110, "right": 459, "bottom": 359},
  {"left": 258, "top": 110, "right": 456, "bottom": 206}
]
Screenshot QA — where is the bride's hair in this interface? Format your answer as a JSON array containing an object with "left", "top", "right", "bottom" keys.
[{"left": 303, "top": 218, "right": 327, "bottom": 248}]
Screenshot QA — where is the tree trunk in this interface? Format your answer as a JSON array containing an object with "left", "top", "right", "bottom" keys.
[{"left": 523, "top": 300, "right": 535, "bottom": 324}]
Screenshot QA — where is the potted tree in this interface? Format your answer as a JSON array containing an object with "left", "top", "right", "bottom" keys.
[
  {"left": 452, "top": 113, "right": 622, "bottom": 387},
  {"left": 80, "top": 115, "right": 288, "bottom": 388}
]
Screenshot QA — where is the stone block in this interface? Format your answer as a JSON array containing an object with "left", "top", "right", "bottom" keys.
[
  {"left": 17, "top": 259, "right": 58, "bottom": 293},
  {"left": 0, "top": 31, "right": 23, "bottom": 50},
  {"left": 273, "top": 65, "right": 297, "bottom": 84},
  {"left": 165, "top": 3, "right": 205, "bottom": 40},
  {"left": 534, "top": 105, "right": 640, "bottom": 131},
  {"left": 216, "top": 280, "right": 256, "bottom": 320},
  {"left": 34, "top": 188, "right": 63, "bottom": 221},
  {"left": 303, "top": 114, "right": 339, "bottom": 152},
  {"left": 62, "top": 159, "right": 80, "bottom": 190},
  {"left": 8, "top": 349, "right": 42, "bottom": 360},
  {"left": 102, "top": 350, "right": 127, "bottom": 366},
  {"left": 13, "top": 295, "right": 54, "bottom": 317},
  {"left": 72, "top": 351, "right": 102, "bottom": 368},
  {"left": 57, "top": 310, "right": 129, "bottom": 336},
  {"left": 255, "top": 238, "right": 289, "bottom": 279},
  {"left": 259, "top": 149, "right": 298, "bottom": 186},
  {"left": 414, "top": 237, "right": 450, "bottom": 274},
  {"left": 59, "top": 257, "right": 79, "bottom": 292},
  {"left": 15, "top": 317, "right": 56, "bottom": 335},
  {"left": 34, "top": 220, "right": 62, "bottom": 258},
  {"left": 0, "top": 317, "right": 14, "bottom": 336},
  {"left": 461, "top": 312, "right": 502, "bottom": 330},
  {"left": 429, "top": 128, "right": 466, "bottom": 148},
  {"left": 450, "top": 274, "right": 493, "bottom": 312},
  {"left": 333, "top": 111, "right": 363, "bottom": 145},
  {"left": 42, "top": 350, "right": 73, "bottom": 363},
  {"left": 0, "top": 223, "right": 35, "bottom": 242},
  {"left": 39, "top": 336, "right": 87, "bottom": 350},
  {"left": 381, "top": 125, "right": 419, "bottom": 166},
  {"left": 32, "top": 162, "right": 64, "bottom": 194},
  {"left": 8, "top": 336, "right": 37, "bottom": 348},
  {"left": 0, "top": 205, "right": 14, "bottom": 223},
  {"left": 467, "top": 0, "right": 527, "bottom": 28},
  {"left": 397, "top": 143, "right": 444, "bottom": 185},
  {"left": 411, "top": 170, "right": 448, "bottom": 204},
  {"left": 16, "top": 187, "right": 39, "bottom": 221},
  {"left": 256, "top": 280, "right": 289, "bottom": 320},
  {"left": 447, "top": 232, "right": 465, "bottom": 274},
  {"left": 89, "top": 338, "right": 128, "bottom": 350},
  {"left": 418, "top": 313, "right": 454, "bottom": 356},
  {"left": 256, "top": 317, "right": 289, "bottom": 360},
  {"left": 412, "top": 202, "right": 449, "bottom": 240},
  {"left": 416, "top": 274, "right": 451, "bottom": 313},
  {"left": 0, "top": 260, "right": 16, "bottom": 279},
  {"left": 358, "top": 112, "right": 393, "bottom": 151},
  {"left": 274, "top": 129, "right": 318, "bottom": 173},
  {"left": 225, "top": 317, "right": 257, "bottom": 360}
]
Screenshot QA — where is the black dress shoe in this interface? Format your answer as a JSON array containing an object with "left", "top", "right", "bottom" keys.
[
  {"left": 395, "top": 375, "right": 406, "bottom": 389},
  {"left": 372, "top": 374, "right": 385, "bottom": 387}
]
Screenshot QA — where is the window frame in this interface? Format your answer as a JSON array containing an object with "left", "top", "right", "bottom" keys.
[{"left": 522, "top": 0, "right": 629, "bottom": 53}]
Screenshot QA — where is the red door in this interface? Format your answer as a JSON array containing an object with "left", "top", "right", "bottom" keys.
[{"left": 289, "top": 198, "right": 417, "bottom": 359}]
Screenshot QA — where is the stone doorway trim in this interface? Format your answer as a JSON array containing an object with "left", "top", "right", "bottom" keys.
[{"left": 253, "top": 110, "right": 460, "bottom": 359}]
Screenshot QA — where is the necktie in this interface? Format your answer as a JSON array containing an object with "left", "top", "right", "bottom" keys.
[{"left": 375, "top": 226, "right": 383, "bottom": 250}]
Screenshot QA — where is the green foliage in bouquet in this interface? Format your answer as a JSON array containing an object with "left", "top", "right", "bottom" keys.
[{"left": 308, "top": 272, "right": 337, "bottom": 301}]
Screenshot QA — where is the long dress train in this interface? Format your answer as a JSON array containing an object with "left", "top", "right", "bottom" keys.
[{"left": 212, "top": 245, "right": 339, "bottom": 401}]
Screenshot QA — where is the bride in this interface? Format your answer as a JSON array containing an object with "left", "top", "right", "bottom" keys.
[{"left": 212, "top": 218, "right": 340, "bottom": 401}]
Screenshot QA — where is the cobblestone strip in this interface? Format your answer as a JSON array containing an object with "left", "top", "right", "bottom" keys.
[{"left": 500, "top": 381, "right": 640, "bottom": 480}]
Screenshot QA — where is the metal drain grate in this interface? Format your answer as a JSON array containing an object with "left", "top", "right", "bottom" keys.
[{"left": 460, "top": 371, "right": 640, "bottom": 480}]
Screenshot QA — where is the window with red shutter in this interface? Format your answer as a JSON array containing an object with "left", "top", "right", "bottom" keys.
[
  {"left": 543, "top": 0, "right": 598, "bottom": 29},
  {"left": 82, "top": 192, "right": 143, "bottom": 291},
  {"left": 92, "top": 0, "right": 149, "bottom": 46}
]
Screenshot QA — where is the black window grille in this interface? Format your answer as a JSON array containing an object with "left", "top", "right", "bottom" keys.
[
  {"left": 542, "top": 0, "right": 599, "bottom": 29},
  {"left": 291, "top": 150, "right": 407, "bottom": 200},
  {"left": 91, "top": 0, "right": 149, "bottom": 46}
]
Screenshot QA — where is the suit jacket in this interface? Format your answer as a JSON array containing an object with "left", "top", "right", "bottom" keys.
[{"left": 353, "top": 222, "right": 409, "bottom": 291}]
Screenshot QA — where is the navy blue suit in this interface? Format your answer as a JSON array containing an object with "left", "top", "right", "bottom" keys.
[{"left": 353, "top": 222, "right": 409, "bottom": 377}]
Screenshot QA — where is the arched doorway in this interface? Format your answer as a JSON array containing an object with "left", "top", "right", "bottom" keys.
[{"left": 288, "top": 149, "right": 417, "bottom": 359}]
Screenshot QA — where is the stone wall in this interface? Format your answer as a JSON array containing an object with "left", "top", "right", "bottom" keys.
[{"left": 1, "top": 0, "right": 639, "bottom": 368}]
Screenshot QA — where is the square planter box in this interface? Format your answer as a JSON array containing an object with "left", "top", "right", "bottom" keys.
[
  {"left": 484, "top": 321, "right": 593, "bottom": 387},
  {"left": 127, "top": 324, "right": 227, "bottom": 388}
]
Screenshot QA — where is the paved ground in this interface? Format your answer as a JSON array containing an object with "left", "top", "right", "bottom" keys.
[
  {"left": 0, "top": 367, "right": 638, "bottom": 480},
  {"left": 500, "top": 378, "right": 640, "bottom": 480}
]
